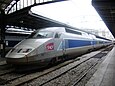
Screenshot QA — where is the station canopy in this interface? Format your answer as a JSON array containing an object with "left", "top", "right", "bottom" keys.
[
  {"left": 0, "top": 0, "right": 14, "bottom": 9},
  {"left": 0, "top": 0, "right": 67, "bottom": 30},
  {"left": 6, "top": 7, "right": 67, "bottom": 29},
  {"left": 92, "top": 0, "right": 115, "bottom": 37},
  {"left": 1, "top": 0, "right": 115, "bottom": 37}
]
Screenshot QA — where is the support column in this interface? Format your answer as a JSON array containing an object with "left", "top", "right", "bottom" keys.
[{"left": 0, "top": 10, "right": 6, "bottom": 58}]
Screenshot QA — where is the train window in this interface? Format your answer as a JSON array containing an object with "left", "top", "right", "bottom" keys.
[
  {"left": 28, "top": 31, "right": 54, "bottom": 38},
  {"left": 66, "top": 29, "right": 82, "bottom": 35},
  {"left": 55, "top": 33, "right": 61, "bottom": 38},
  {"left": 55, "top": 33, "right": 59, "bottom": 38}
]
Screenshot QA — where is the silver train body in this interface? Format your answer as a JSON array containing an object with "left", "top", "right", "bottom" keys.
[{"left": 6, "top": 27, "right": 112, "bottom": 67}]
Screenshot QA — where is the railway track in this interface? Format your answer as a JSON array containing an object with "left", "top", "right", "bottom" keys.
[
  {"left": 66, "top": 59, "right": 99, "bottom": 86},
  {"left": 0, "top": 45, "right": 113, "bottom": 86}
]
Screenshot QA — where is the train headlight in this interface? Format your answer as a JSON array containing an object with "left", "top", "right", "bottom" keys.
[{"left": 17, "top": 48, "right": 32, "bottom": 53}]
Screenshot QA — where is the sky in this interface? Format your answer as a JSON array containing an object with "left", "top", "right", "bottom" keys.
[{"left": 31, "top": 0, "right": 114, "bottom": 39}]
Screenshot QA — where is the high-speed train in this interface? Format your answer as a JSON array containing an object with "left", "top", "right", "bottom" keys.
[
  {"left": 4, "top": 27, "right": 33, "bottom": 53},
  {"left": 5, "top": 27, "right": 112, "bottom": 67}
]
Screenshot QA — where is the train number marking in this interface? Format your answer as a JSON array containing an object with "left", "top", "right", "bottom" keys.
[{"left": 46, "top": 43, "right": 54, "bottom": 50}]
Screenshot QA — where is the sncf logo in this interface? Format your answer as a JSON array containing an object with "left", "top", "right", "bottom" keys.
[{"left": 46, "top": 43, "right": 54, "bottom": 50}]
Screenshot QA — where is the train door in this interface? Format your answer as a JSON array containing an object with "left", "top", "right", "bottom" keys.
[
  {"left": 54, "top": 32, "right": 65, "bottom": 55},
  {"left": 62, "top": 38, "right": 66, "bottom": 55},
  {"left": 54, "top": 32, "right": 68, "bottom": 60},
  {"left": 51, "top": 32, "right": 66, "bottom": 62}
]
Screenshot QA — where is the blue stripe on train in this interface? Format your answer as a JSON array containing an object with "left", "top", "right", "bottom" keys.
[{"left": 66, "top": 39, "right": 92, "bottom": 48}]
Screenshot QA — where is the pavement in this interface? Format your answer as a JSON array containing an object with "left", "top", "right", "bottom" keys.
[{"left": 86, "top": 46, "right": 115, "bottom": 86}]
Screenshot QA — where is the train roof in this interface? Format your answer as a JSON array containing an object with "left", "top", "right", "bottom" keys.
[
  {"left": 39, "top": 27, "right": 66, "bottom": 32},
  {"left": 64, "top": 25, "right": 112, "bottom": 41},
  {"left": 36, "top": 26, "right": 111, "bottom": 41}
]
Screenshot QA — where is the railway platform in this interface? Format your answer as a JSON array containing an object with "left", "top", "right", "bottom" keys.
[
  {"left": 86, "top": 45, "right": 115, "bottom": 86},
  {"left": 0, "top": 55, "right": 5, "bottom": 62}
]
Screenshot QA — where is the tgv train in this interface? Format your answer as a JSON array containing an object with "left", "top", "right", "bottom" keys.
[
  {"left": 6, "top": 27, "right": 112, "bottom": 67},
  {"left": 5, "top": 27, "right": 33, "bottom": 53},
  {"left": 6, "top": 27, "right": 33, "bottom": 35}
]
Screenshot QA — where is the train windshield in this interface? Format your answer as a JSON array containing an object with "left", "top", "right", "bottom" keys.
[{"left": 28, "top": 31, "right": 54, "bottom": 38}]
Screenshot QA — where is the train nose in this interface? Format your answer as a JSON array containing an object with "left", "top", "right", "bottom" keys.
[
  {"left": 6, "top": 39, "right": 50, "bottom": 57},
  {"left": 6, "top": 47, "right": 33, "bottom": 58},
  {"left": 6, "top": 38, "right": 51, "bottom": 64},
  {"left": 6, "top": 46, "right": 34, "bottom": 64}
]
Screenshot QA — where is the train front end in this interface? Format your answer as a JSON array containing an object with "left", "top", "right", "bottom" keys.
[
  {"left": 6, "top": 39, "right": 53, "bottom": 65},
  {"left": 6, "top": 27, "right": 59, "bottom": 67}
]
